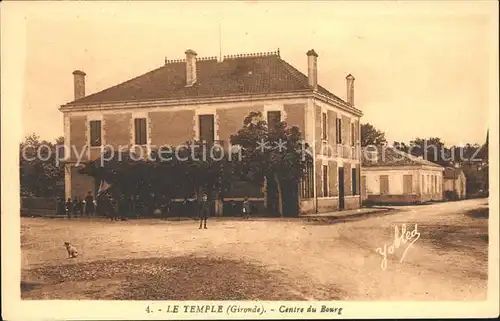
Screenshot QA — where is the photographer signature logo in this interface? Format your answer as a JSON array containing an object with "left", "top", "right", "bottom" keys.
[{"left": 375, "top": 223, "right": 420, "bottom": 270}]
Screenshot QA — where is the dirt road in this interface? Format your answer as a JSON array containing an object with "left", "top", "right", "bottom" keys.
[{"left": 21, "top": 198, "right": 488, "bottom": 300}]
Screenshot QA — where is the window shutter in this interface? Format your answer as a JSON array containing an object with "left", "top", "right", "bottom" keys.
[
  {"left": 403, "top": 175, "right": 412, "bottom": 195},
  {"left": 380, "top": 175, "right": 389, "bottom": 195}
]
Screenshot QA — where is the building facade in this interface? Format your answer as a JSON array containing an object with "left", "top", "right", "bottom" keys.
[
  {"left": 443, "top": 167, "right": 467, "bottom": 200},
  {"left": 361, "top": 146, "right": 444, "bottom": 204},
  {"left": 60, "top": 49, "right": 363, "bottom": 215}
]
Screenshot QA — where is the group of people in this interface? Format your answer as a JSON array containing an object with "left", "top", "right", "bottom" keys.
[
  {"left": 57, "top": 191, "right": 96, "bottom": 218},
  {"left": 57, "top": 190, "right": 253, "bottom": 227}
]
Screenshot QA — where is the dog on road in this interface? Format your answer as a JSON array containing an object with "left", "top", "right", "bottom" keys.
[{"left": 64, "top": 241, "right": 78, "bottom": 258}]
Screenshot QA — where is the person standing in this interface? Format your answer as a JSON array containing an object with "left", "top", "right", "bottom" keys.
[
  {"left": 72, "top": 197, "right": 79, "bottom": 217},
  {"left": 56, "top": 197, "right": 66, "bottom": 216},
  {"left": 198, "top": 192, "right": 210, "bottom": 229},
  {"left": 78, "top": 197, "right": 84, "bottom": 216},
  {"left": 85, "top": 191, "right": 95, "bottom": 217},
  {"left": 118, "top": 194, "right": 127, "bottom": 221},
  {"left": 65, "top": 198, "right": 73, "bottom": 219},
  {"left": 109, "top": 195, "right": 119, "bottom": 221},
  {"left": 242, "top": 197, "right": 251, "bottom": 219}
]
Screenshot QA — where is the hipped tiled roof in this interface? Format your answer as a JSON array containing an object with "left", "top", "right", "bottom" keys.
[
  {"left": 65, "top": 53, "right": 348, "bottom": 106},
  {"left": 362, "top": 146, "right": 443, "bottom": 168}
]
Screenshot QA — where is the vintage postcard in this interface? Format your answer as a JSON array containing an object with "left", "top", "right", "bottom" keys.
[{"left": 1, "top": 1, "right": 499, "bottom": 320}]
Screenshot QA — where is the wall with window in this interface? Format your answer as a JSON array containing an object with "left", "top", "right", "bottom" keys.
[
  {"left": 313, "top": 101, "right": 361, "bottom": 161},
  {"left": 361, "top": 166, "right": 443, "bottom": 204}
]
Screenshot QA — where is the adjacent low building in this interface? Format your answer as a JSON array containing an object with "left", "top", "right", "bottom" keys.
[
  {"left": 443, "top": 167, "right": 467, "bottom": 200},
  {"left": 361, "top": 146, "right": 444, "bottom": 204}
]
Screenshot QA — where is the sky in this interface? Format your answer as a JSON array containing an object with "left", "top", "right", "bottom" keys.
[{"left": 7, "top": 1, "right": 498, "bottom": 146}]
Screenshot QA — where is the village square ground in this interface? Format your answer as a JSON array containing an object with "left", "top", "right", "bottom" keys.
[{"left": 21, "top": 198, "right": 489, "bottom": 300}]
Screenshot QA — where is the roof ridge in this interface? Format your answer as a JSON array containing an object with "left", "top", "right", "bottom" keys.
[
  {"left": 165, "top": 56, "right": 219, "bottom": 63},
  {"left": 222, "top": 50, "right": 280, "bottom": 60}
]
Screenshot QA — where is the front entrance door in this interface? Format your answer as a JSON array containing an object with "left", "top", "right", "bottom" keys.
[{"left": 338, "top": 167, "right": 345, "bottom": 210}]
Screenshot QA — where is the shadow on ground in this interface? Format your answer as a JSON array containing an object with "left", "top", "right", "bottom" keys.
[
  {"left": 466, "top": 207, "right": 489, "bottom": 219},
  {"left": 304, "top": 209, "right": 396, "bottom": 226},
  {"left": 21, "top": 256, "right": 343, "bottom": 300}
]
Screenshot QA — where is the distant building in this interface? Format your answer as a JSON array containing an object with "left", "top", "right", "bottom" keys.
[
  {"left": 443, "top": 167, "right": 467, "bottom": 200},
  {"left": 361, "top": 146, "right": 444, "bottom": 204},
  {"left": 59, "top": 48, "right": 363, "bottom": 215}
]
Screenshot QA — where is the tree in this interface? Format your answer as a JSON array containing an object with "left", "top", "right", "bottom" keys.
[
  {"left": 393, "top": 137, "right": 452, "bottom": 167},
  {"left": 230, "top": 111, "right": 311, "bottom": 217},
  {"left": 19, "top": 133, "right": 65, "bottom": 197},
  {"left": 449, "top": 139, "right": 488, "bottom": 196},
  {"left": 361, "top": 123, "right": 387, "bottom": 147}
]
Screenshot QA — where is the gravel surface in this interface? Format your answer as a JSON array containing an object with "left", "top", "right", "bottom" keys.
[{"left": 21, "top": 198, "right": 488, "bottom": 300}]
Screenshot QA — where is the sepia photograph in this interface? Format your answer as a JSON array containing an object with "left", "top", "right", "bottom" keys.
[{"left": 1, "top": 0, "right": 499, "bottom": 319}]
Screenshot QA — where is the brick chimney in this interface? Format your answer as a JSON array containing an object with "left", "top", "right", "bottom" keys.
[
  {"left": 346, "top": 74, "right": 355, "bottom": 105},
  {"left": 185, "top": 49, "right": 198, "bottom": 87},
  {"left": 72, "top": 70, "right": 86, "bottom": 100},
  {"left": 306, "top": 49, "right": 318, "bottom": 89}
]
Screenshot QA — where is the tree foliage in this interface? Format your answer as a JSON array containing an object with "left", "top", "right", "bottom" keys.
[
  {"left": 80, "top": 142, "right": 236, "bottom": 205},
  {"left": 361, "top": 123, "right": 387, "bottom": 147},
  {"left": 393, "top": 135, "right": 489, "bottom": 196},
  {"left": 19, "top": 133, "right": 65, "bottom": 197}
]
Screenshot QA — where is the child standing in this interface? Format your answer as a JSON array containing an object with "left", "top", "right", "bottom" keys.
[{"left": 199, "top": 193, "right": 210, "bottom": 229}]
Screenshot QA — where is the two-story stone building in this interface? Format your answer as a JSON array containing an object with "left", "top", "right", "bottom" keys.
[{"left": 60, "top": 49, "right": 363, "bottom": 215}]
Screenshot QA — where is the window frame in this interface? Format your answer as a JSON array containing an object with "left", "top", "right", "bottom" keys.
[
  {"left": 322, "top": 164, "right": 329, "bottom": 197},
  {"left": 267, "top": 110, "right": 282, "bottom": 132},
  {"left": 133, "top": 118, "right": 148, "bottom": 146},
  {"left": 351, "top": 167, "right": 357, "bottom": 195},
  {"left": 321, "top": 112, "right": 328, "bottom": 141},
  {"left": 336, "top": 118, "right": 342, "bottom": 144},
  {"left": 403, "top": 174, "right": 413, "bottom": 195},
  {"left": 89, "top": 120, "right": 102, "bottom": 147},
  {"left": 380, "top": 174, "right": 389, "bottom": 195},
  {"left": 351, "top": 122, "right": 355, "bottom": 146},
  {"left": 198, "top": 114, "right": 215, "bottom": 145}
]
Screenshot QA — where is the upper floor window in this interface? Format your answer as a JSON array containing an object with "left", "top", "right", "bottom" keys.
[
  {"left": 336, "top": 118, "right": 342, "bottom": 144},
  {"left": 134, "top": 118, "right": 147, "bottom": 145},
  {"left": 351, "top": 122, "right": 355, "bottom": 146},
  {"left": 199, "top": 114, "right": 215, "bottom": 145},
  {"left": 89, "top": 120, "right": 101, "bottom": 147},
  {"left": 321, "top": 112, "right": 327, "bottom": 141},
  {"left": 267, "top": 111, "right": 281, "bottom": 131}
]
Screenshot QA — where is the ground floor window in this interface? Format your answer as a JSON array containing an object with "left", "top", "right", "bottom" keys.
[
  {"left": 403, "top": 174, "right": 412, "bottom": 195},
  {"left": 300, "top": 161, "right": 314, "bottom": 198},
  {"left": 380, "top": 175, "right": 389, "bottom": 195},
  {"left": 351, "top": 168, "right": 357, "bottom": 195},
  {"left": 322, "top": 165, "right": 329, "bottom": 197}
]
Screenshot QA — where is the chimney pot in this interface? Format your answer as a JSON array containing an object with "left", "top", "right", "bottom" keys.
[
  {"left": 306, "top": 49, "right": 318, "bottom": 89},
  {"left": 185, "top": 49, "right": 198, "bottom": 86},
  {"left": 346, "top": 74, "right": 355, "bottom": 105},
  {"left": 72, "top": 70, "right": 86, "bottom": 100}
]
